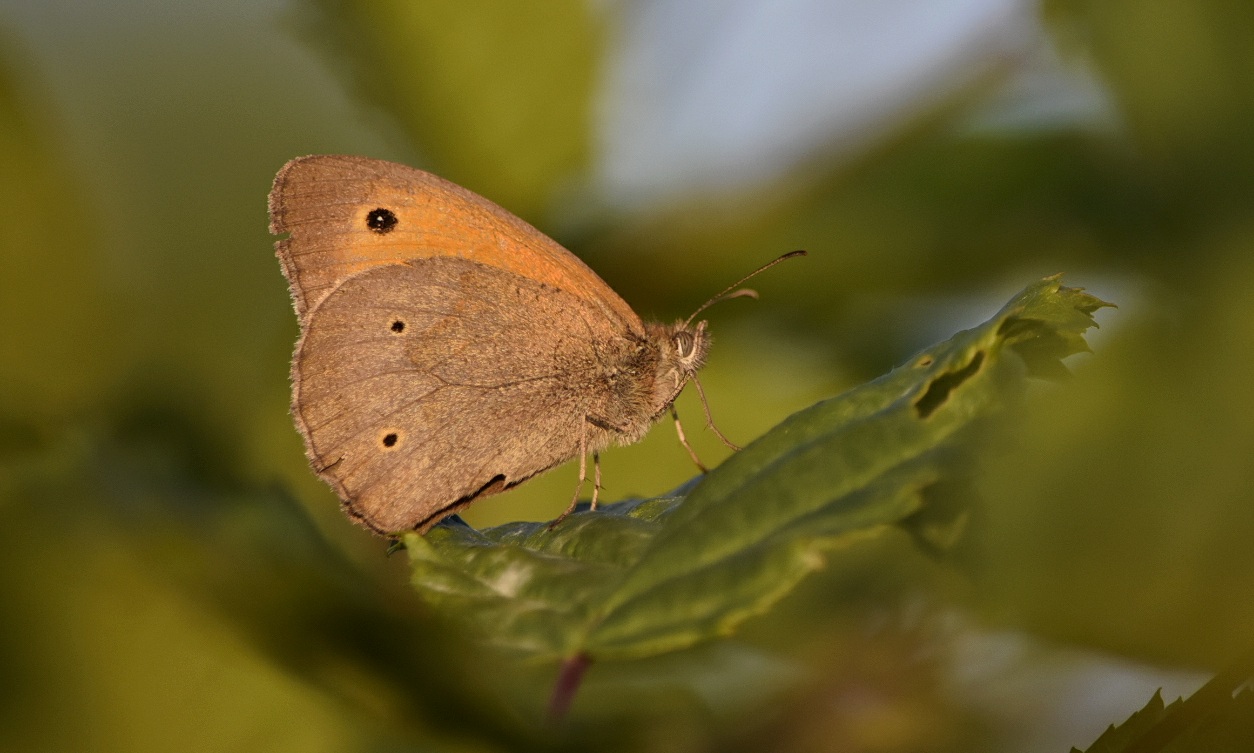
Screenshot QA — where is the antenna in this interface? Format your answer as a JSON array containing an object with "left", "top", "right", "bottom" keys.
[{"left": 684, "top": 250, "right": 807, "bottom": 327}]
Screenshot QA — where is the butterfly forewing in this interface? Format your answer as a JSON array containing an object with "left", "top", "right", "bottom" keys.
[{"left": 270, "top": 154, "right": 642, "bottom": 333}]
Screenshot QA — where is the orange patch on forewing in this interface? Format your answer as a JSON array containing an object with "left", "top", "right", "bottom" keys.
[{"left": 269, "top": 155, "right": 642, "bottom": 333}]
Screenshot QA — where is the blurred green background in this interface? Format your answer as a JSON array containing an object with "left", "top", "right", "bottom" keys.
[{"left": 3, "top": 0, "right": 1253, "bottom": 751}]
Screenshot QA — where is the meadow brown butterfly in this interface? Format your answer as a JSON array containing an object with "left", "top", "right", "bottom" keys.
[{"left": 269, "top": 155, "right": 801, "bottom": 536}]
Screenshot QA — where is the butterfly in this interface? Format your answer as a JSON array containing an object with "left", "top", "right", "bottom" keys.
[{"left": 269, "top": 155, "right": 799, "bottom": 535}]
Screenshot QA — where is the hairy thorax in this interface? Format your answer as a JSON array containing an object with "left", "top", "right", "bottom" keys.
[{"left": 584, "top": 319, "right": 709, "bottom": 450}]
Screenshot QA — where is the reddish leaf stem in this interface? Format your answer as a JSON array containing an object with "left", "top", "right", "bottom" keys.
[{"left": 547, "top": 652, "right": 592, "bottom": 723}]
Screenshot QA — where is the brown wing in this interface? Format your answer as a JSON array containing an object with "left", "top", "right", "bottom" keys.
[
  {"left": 293, "top": 256, "right": 622, "bottom": 534},
  {"left": 268, "top": 154, "right": 642, "bottom": 336}
]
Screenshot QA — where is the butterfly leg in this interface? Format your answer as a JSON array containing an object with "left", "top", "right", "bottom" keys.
[
  {"left": 590, "top": 452, "right": 601, "bottom": 510},
  {"left": 671, "top": 406, "right": 708, "bottom": 473},
  {"left": 549, "top": 417, "right": 589, "bottom": 529},
  {"left": 691, "top": 373, "right": 741, "bottom": 451}
]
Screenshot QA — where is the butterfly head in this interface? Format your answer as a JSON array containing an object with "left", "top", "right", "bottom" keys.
[
  {"left": 647, "top": 319, "right": 709, "bottom": 405},
  {"left": 671, "top": 319, "right": 709, "bottom": 374}
]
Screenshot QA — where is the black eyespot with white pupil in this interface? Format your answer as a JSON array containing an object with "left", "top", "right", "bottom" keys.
[{"left": 366, "top": 208, "right": 398, "bottom": 234}]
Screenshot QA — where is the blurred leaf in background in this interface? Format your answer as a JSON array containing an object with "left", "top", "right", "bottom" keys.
[
  {"left": 3, "top": 0, "right": 1254, "bottom": 751},
  {"left": 0, "top": 31, "right": 117, "bottom": 424},
  {"left": 298, "top": 0, "right": 601, "bottom": 220},
  {"left": 972, "top": 0, "right": 1254, "bottom": 665}
]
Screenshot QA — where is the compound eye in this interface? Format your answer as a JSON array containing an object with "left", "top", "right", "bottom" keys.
[{"left": 673, "top": 330, "right": 695, "bottom": 358}]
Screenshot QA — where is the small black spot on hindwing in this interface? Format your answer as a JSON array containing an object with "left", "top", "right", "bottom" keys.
[
  {"left": 390, "top": 319, "right": 405, "bottom": 333},
  {"left": 366, "top": 208, "right": 398, "bottom": 234},
  {"left": 380, "top": 430, "right": 400, "bottom": 449}
]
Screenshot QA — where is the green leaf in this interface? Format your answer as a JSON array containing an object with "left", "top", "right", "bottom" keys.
[
  {"left": 975, "top": 250, "right": 1254, "bottom": 668},
  {"left": 1073, "top": 691, "right": 1175, "bottom": 753},
  {"left": 404, "top": 276, "right": 1111, "bottom": 663},
  {"left": 1072, "top": 667, "right": 1254, "bottom": 753}
]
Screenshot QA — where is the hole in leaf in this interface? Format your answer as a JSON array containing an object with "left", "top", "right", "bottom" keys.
[{"left": 914, "top": 351, "right": 985, "bottom": 419}]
